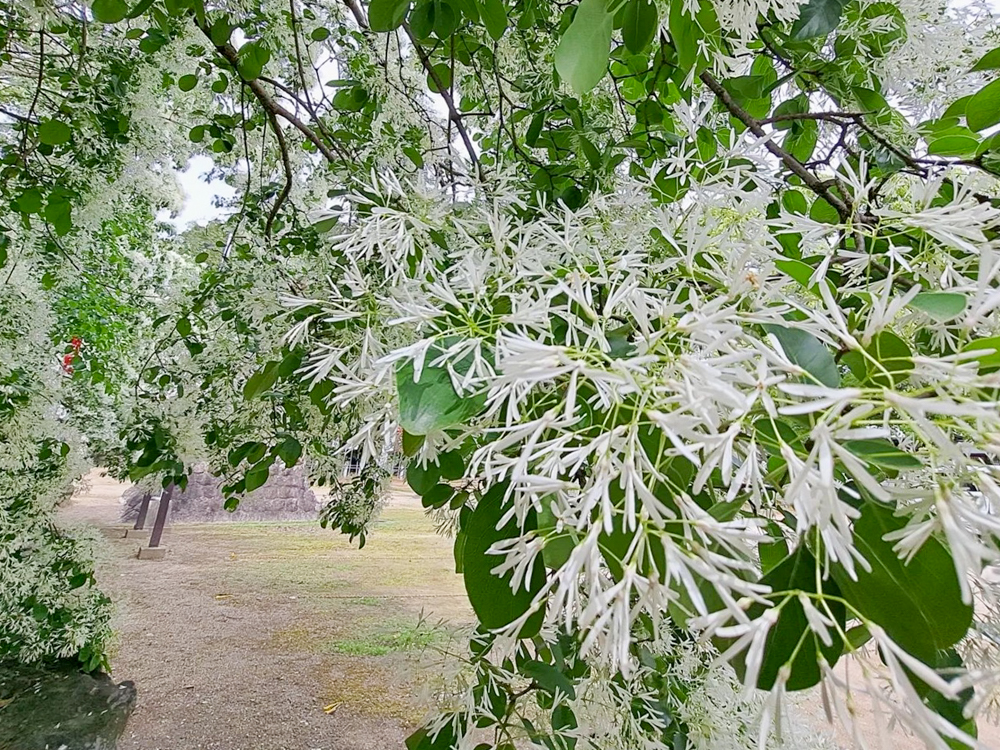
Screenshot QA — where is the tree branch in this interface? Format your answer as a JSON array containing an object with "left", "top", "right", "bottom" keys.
[
  {"left": 338, "top": 0, "right": 481, "bottom": 179},
  {"left": 699, "top": 70, "right": 853, "bottom": 222},
  {"left": 195, "top": 19, "right": 346, "bottom": 165},
  {"left": 263, "top": 108, "right": 293, "bottom": 238}
]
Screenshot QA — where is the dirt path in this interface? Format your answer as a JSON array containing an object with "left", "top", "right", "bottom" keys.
[
  {"left": 62, "top": 472, "right": 469, "bottom": 750},
  {"left": 61, "top": 472, "right": 1000, "bottom": 750}
]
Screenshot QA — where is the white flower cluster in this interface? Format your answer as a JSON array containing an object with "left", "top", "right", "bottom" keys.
[{"left": 285, "top": 148, "right": 1000, "bottom": 744}]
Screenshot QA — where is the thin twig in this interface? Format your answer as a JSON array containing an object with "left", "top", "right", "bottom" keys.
[
  {"left": 195, "top": 19, "right": 346, "bottom": 164},
  {"left": 264, "top": 108, "right": 293, "bottom": 237},
  {"left": 700, "top": 70, "right": 853, "bottom": 221}
]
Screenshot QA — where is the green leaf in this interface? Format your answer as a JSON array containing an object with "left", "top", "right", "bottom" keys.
[
  {"left": 943, "top": 96, "right": 972, "bottom": 120},
  {"left": 436, "top": 450, "right": 465, "bottom": 480},
  {"left": 669, "top": 0, "right": 714, "bottom": 76},
  {"left": 479, "top": 0, "right": 507, "bottom": 40},
  {"left": 243, "top": 361, "right": 279, "bottom": 400},
  {"left": 842, "top": 439, "right": 923, "bottom": 470},
  {"left": 311, "top": 26, "right": 331, "bottom": 41},
  {"left": 745, "top": 545, "right": 846, "bottom": 690},
  {"left": 521, "top": 659, "right": 576, "bottom": 699},
  {"left": 401, "top": 430, "right": 425, "bottom": 456},
  {"left": 784, "top": 119, "right": 818, "bottom": 163},
  {"left": 422, "top": 483, "right": 455, "bottom": 509},
  {"left": 866, "top": 330, "right": 913, "bottom": 388},
  {"left": 409, "top": 1, "right": 435, "bottom": 37},
  {"left": 927, "top": 135, "right": 979, "bottom": 157},
  {"left": 622, "top": 0, "right": 657, "bottom": 54},
  {"left": 433, "top": 0, "right": 459, "bottom": 36},
  {"left": 961, "top": 336, "right": 1000, "bottom": 374},
  {"left": 368, "top": 0, "right": 411, "bottom": 30},
  {"left": 809, "top": 196, "right": 841, "bottom": 224},
  {"left": 758, "top": 521, "right": 789, "bottom": 574},
  {"left": 178, "top": 74, "right": 199, "bottom": 92},
  {"left": 245, "top": 465, "right": 270, "bottom": 492},
  {"left": 405, "top": 721, "right": 460, "bottom": 750},
  {"left": 237, "top": 41, "right": 271, "bottom": 81},
  {"left": 395, "top": 354, "right": 487, "bottom": 435},
  {"left": 276, "top": 436, "right": 302, "bottom": 467},
  {"left": 92, "top": 0, "right": 130, "bottom": 23},
  {"left": 407, "top": 460, "right": 441, "bottom": 495},
  {"left": 791, "top": 0, "right": 848, "bottom": 40},
  {"left": 763, "top": 324, "right": 840, "bottom": 387},
  {"left": 554, "top": 0, "right": 614, "bottom": 95},
  {"left": 525, "top": 111, "right": 545, "bottom": 146},
  {"left": 772, "top": 95, "right": 809, "bottom": 130},
  {"left": 830, "top": 502, "right": 973, "bottom": 663},
  {"left": 775, "top": 257, "right": 834, "bottom": 297},
  {"left": 463, "top": 483, "right": 546, "bottom": 636},
  {"left": 175, "top": 317, "right": 192, "bottom": 337},
  {"left": 126, "top": 0, "right": 157, "bottom": 18},
  {"left": 16, "top": 189, "right": 43, "bottom": 214},
  {"left": 537, "top": 504, "right": 576, "bottom": 569},
  {"left": 38, "top": 120, "right": 72, "bottom": 146},
  {"left": 908, "top": 292, "right": 967, "bottom": 322},
  {"left": 578, "top": 134, "right": 602, "bottom": 169},
  {"left": 971, "top": 47, "right": 1000, "bottom": 72},
  {"left": 966, "top": 78, "right": 1000, "bottom": 132},
  {"left": 453, "top": 529, "right": 467, "bottom": 574},
  {"left": 426, "top": 62, "right": 453, "bottom": 93},
  {"left": 210, "top": 18, "right": 234, "bottom": 45},
  {"left": 45, "top": 196, "right": 73, "bottom": 236}
]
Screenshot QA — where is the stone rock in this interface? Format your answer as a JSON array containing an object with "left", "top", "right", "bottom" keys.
[
  {"left": 120, "top": 462, "right": 319, "bottom": 523},
  {"left": 0, "top": 660, "right": 136, "bottom": 750}
]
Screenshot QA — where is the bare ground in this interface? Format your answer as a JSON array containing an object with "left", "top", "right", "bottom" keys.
[
  {"left": 61, "top": 471, "right": 470, "bottom": 750},
  {"left": 60, "top": 472, "right": 1000, "bottom": 750}
]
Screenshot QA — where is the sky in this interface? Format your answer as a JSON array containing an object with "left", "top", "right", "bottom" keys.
[{"left": 156, "top": 155, "right": 236, "bottom": 231}]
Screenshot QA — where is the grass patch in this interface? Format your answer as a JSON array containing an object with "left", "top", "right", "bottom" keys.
[{"left": 326, "top": 620, "right": 439, "bottom": 656}]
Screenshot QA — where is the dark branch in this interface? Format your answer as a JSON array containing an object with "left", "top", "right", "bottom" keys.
[
  {"left": 700, "top": 70, "right": 853, "bottom": 222},
  {"left": 263, "top": 108, "right": 293, "bottom": 238},
  {"left": 195, "top": 19, "right": 346, "bottom": 165}
]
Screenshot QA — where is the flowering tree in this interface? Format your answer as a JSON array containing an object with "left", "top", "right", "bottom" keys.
[{"left": 6, "top": 0, "right": 1000, "bottom": 746}]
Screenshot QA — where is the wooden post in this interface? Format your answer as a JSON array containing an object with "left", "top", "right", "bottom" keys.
[
  {"left": 133, "top": 492, "right": 152, "bottom": 530},
  {"left": 148, "top": 484, "right": 174, "bottom": 549}
]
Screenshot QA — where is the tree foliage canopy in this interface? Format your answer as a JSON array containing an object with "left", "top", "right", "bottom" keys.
[{"left": 3, "top": 0, "right": 1000, "bottom": 746}]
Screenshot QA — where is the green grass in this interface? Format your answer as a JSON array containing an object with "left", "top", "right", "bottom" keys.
[{"left": 325, "top": 620, "right": 440, "bottom": 656}]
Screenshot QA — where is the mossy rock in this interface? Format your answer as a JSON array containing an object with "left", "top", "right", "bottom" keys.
[{"left": 0, "top": 660, "right": 136, "bottom": 750}]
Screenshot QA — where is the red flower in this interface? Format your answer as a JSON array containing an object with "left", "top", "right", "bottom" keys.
[
  {"left": 71, "top": 337, "right": 82, "bottom": 351},
  {"left": 61, "top": 353, "right": 75, "bottom": 374}
]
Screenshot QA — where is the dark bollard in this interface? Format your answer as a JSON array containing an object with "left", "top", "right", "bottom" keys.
[
  {"left": 137, "top": 484, "right": 173, "bottom": 560},
  {"left": 134, "top": 492, "right": 152, "bottom": 530},
  {"left": 149, "top": 484, "right": 173, "bottom": 548}
]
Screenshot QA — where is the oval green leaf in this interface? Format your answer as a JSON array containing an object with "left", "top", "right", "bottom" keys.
[
  {"left": 908, "top": 292, "right": 967, "bottom": 322},
  {"left": 38, "top": 120, "right": 72, "bottom": 146},
  {"left": 463, "top": 484, "right": 546, "bottom": 636},
  {"left": 966, "top": 78, "right": 1000, "bottom": 132},
  {"left": 745, "top": 545, "right": 846, "bottom": 690},
  {"left": 763, "top": 324, "right": 840, "bottom": 388},
  {"left": 927, "top": 135, "right": 979, "bottom": 157},
  {"left": 92, "top": 0, "right": 129, "bottom": 23},
  {"left": 368, "top": 0, "right": 411, "bottom": 31},
  {"left": 830, "top": 502, "right": 973, "bottom": 663},
  {"left": 622, "top": 0, "right": 657, "bottom": 54},
  {"left": 396, "top": 354, "right": 487, "bottom": 435},
  {"left": 554, "top": 0, "right": 614, "bottom": 95}
]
